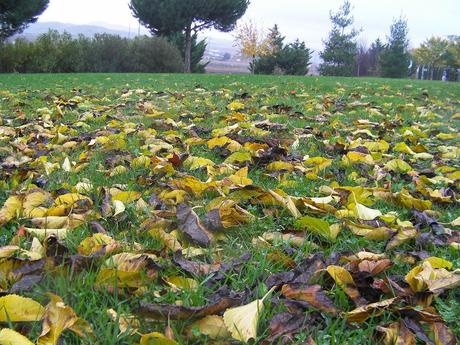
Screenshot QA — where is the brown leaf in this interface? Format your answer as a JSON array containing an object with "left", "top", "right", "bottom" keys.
[
  {"left": 431, "top": 322, "right": 458, "bottom": 345},
  {"left": 281, "top": 284, "right": 338, "bottom": 315},
  {"left": 176, "top": 203, "right": 213, "bottom": 247},
  {"left": 137, "top": 297, "right": 241, "bottom": 321}
]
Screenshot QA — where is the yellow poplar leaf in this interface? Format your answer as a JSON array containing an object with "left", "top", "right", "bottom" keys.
[
  {"left": 294, "top": 216, "right": 340, "bottom": 241},
  {"left": 227, "top": 101, "right": 245, "bottom": 111},
  {"left": 354, "top": 202, "right": 382, "bottom": 221},
  {"left": 112, "top": 200, "right": 125, "bottom": 217},
  {"left": 132, "top": 156, "right": 151, "bottom": 168},
  {"left": 23, "top": 191, "right": 49, "bottom": 218},
  {"left": 25, "top": 228, "right": 68, "bottom": 241},
  {"left": 224, "top": 151, "right": 252, "bottom": 165},
  {"left": 140, "top": 332, "right": 178, "bottom": 345},
  {"left": 31, "top": 215, "right": 84, "bottom": 229},
  {"left": 413, "top": 152, "right": 433, "bottom": 160},
  {"left": 327, "top": 265, "right": 355, "bottom": 288},
  {"left": 223, "top": 287, "right": 275, "bottom": 343},
  {"left": 0, "top": 295, "right": 45, "bottom": 322},
  {"left": 183, "top": 156, "right": 215, "bottom": 170},
  {"left": 38, "top": 294, "right": 92, "bottom": 345},
  {"left": 344, "top": 151, "right": 374, "bottom": 165},
  {"left": 77, "top": 233, "right": 115, "bottom": 256},
  {"left": 393, "top": 142, "right": 415, "bottom": 155},
  {"left": 346, "top": 222, "right": 396, "bottom": 241},
  {"left": 53, "top": 193, "right": 91, "bottom": 207},
  {"left": 268, "top": 190, "right": 301, "bottom": 218},
  {"left": 0, "top": 196, "right": 22, "bottom": 225},
  {"left": 62, "top": 157, "right": 72, "bottom": 172},
  {"left": 165, "top": 276, "right": 198, "bottom": 290},
  {"left": 0, "top": 329, "right": 34, "bottom": 345},
  {"left": 425, "top": 257, "right": 453, "bottom": 270},
  {"left": 450, "top": 216, "right": 460, "bottom": 227},
  {"left": 266, "top": 161, "right": 294, "bottom": 172},
  {"left": 111, "top": 191, "right": 141, "bottom": 203},
  {"left": 385, "top": 159, "right": 412, "bottom": 173},
  {"left": 188, "top": 315, "right": 230, "bottom": 340}
]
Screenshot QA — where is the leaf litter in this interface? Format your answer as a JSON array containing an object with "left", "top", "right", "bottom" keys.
[{"left": 0, "top": 75, "right": 459, "bottom": 343}]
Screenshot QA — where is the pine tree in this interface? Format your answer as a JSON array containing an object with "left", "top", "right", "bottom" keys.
[
  {"left": 319, "top": 0, "right": 359, "bottom": 76},
  {"left": 267, "top": 24, "right": 284, "bottom": 54},
  {"left": 0, "top": 0, "right": 49, "bottom": 43},
  {"left": 380, "top": 17, "right": 410, "bottom": 78},
  {"left": 130, "top": 0, "right": 249, "bottom": 73}
]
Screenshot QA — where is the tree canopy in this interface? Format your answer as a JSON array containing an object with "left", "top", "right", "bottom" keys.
[
  {"left": 380, "top": 17, "right": 410, "bottom": 78},
  {"left": 319, "top": 0, "right": 359, "bottom": 76},
  {"left": 130, "top": 0, "right": 249, "bottom": 72},
  {"left": 0, "top": 0, "right": 49, "bottom": 43}
]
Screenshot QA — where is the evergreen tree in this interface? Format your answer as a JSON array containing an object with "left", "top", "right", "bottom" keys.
[
  {"left": 320, "top": 0, "right": 359, "bottom": 76},
  {"left": 368, "top": 38, "right": 384, "bottom": 76},
  {"left": 267, "top": 24, "right": 284, "bottom": 53},
  {"left": 166, "top": 32, "right": 208, "bottom": 73},
  {"left": 380, "top": 17, "right": 410, "bottom": 78},
  {"left": 0, "top": 0, "right": 49, "bottom": 43},
  {"left": 130, "top": 0, "right": 249, "bottom": 73}
]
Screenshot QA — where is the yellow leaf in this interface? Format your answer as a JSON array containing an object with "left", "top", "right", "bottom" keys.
[
  {"left": 0, "top": 329, "right": 34, "bottom": 345},
  {"left": 53, "top": 193, "right": 91, "bottom": 207},
  {"left": 140, "top": 332, "right": 178, "bottom": 345},
  {"left": 23, "top": 191, "right": 50, "bottom": 218},
  {"left": 77, "top": 233, "right": 115, "bottom": 256},
  {"left": 393, "top": 142, "right": 415, "bottom": 155},
  {"left": 227, "top": 101, "right": 245, "bottom": 111},
  {"left": 268, "top": 190, "right": 301, "bottom": 219},
  {"left": 0, "top": 295, "right": 44, "bottom": 322},
  {"left": 294, "top": 216, "right": 340, "bottom": 241},
  {"left": 384, "top": 159, "right": 412, "bottom": 173},
  {"left": 0, "top": 196, "right": 22, "bottom": 226},
  {"left": 223, "top": 287, "right": 275, "bottom": 343},
  {"left": 38, "top": 294, "right": 92, "bottom": 345},
  {"left": 111, "top": 191, "right": 141, "bottom": 203},
  {"left": 353, "top": 202, "right": 382, "bottom": 221},
  {"left": 224, "top": 151, "right": 252, "bottom": 165},
  {"left": 451, "top": 216, "right": 460, "bottom": 227},
  {"left": 188, "top": 315, "right": 230, "bottom": 340},
  {"left": 266, "top": 161, "right": 294, "bottom": 172},
  {"left": 183, "top": 156, "right": 215, "bottom": 170},
  {"left": 112, "top": 200, "right": 125, "bottom": 217},
  {"left": 165, "top": 276, "right": 198, "bottom": 290},
  {"left": 25, "top": 228, "right": 68, "bottom": 241}
]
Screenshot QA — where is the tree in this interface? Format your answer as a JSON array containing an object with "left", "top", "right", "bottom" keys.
[
  {"left": 130, "top": 0, "right": 249, "bottom": 73},
  {"left": 320, "top": 0, "right": 359, "bottom": 76},
  {"left": 166, "top": 32, "right": 208, "bottom": 73},
  {"left": 446, "top": 36, "right": 460, "bottom": 68},
  {"left": 233, "top": 20, "right": 270, "bottom": 73},
  {"left": 412, "top": 37, "right": 449, "bottom": 80},
  {"left": 250, "top": 26, "right": 311, "bottom": 76},
  {"left": 267, "top": 24, "right": 284, "bottom": 54},
  {"left": 254, "top": 39, "right": 312, "bottom": 75},
  {"left": 0, "top": 0, "right": 49, "bottom": 44},
  {"left": 380, "top": 17, "right": 410, "bottom": 78},
  {"left": 368, "top": 38, "right": 384, "bottom": 76}
]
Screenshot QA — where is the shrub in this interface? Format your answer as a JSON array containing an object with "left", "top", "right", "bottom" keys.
[
  {"left": 0, "top": 30, "right": 184, "bottom": 73},
  {"left": 254, "top": 40, "right": 312, "bottom": 75}
]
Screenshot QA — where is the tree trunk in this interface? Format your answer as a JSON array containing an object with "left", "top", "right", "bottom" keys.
[{"left": 184, "top": 25, "right": 192, "bottom": 73}]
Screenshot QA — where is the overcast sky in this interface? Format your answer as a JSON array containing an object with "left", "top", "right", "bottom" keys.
[{"left": 39, "top": 0, "right": 459, "bottom": 50}]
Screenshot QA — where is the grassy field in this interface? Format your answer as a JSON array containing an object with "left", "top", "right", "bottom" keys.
[{"left": 0, "top": 73, "right": 459, "bottom": 345}]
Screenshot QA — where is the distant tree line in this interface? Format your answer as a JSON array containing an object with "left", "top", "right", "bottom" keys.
[{"left": 0, "top": 30, "right": 184, "bottom": 73}]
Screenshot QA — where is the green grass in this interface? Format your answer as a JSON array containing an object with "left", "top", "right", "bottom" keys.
[{"left": 0, "top": 73, "right": 459, "bottom": 344}]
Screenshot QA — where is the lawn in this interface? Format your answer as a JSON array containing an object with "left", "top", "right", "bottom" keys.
[{"left": 0, "top": 73, "right": 459, "bottom": 345}]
